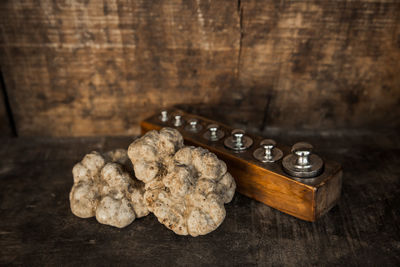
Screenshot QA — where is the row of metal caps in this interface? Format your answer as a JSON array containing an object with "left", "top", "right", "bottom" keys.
[{"left": 158, "top": 110, "right": 324, "bottom": 178}]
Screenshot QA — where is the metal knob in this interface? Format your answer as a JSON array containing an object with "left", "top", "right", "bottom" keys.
[
  {"left": 233, "top": 129, "right": 244, "bottom": 145},
  {"left": 293, "top": 143, "right": 313, "bottom": 169},
  {"left": 282, "top": 142, "right": 324, "bottom": 178},
  {"left": 253, "top": 139, "right": 283, "bottom": 163},
  {"left": 159, "top": 110, "right": 169, "bottom": 122},
  {"left": 203, "top": 124, "right": 224, "bottom": 141},
  {"left": 184, "top": 118, "right": 203, "bottom": 132},
  {"left": 173, "top": 115, "right": 183, "bottom": 127},
  {"left": 224, "top": 129, "right": 253, "bottom": 152},
  {"left": 209, "top": 125, "right": 218, "bottom": 139}
]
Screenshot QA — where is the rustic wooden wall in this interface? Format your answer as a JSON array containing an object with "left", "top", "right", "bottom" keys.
[{"left": 0, "top": 0, "right": 399, "bottom": 136}]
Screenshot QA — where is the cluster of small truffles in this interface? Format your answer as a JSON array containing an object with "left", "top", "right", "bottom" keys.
[
  {"left": 70, "top": 149, "right": 149, "bottom": 228},
  {"left": 70, "top": 128, "right": 236, "bottom": 236}
]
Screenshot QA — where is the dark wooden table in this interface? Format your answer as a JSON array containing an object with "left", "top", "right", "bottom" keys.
[{"left": 1, "top": 131, "right": 399, "bottom": 266}]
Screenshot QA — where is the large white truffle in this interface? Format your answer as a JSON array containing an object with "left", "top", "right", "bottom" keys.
[
  {"left": 128, "top": 128, "right": 236, "bottom": 236},
  {"left": 70, "top": 149, "right": 149, "bottom": 228}
]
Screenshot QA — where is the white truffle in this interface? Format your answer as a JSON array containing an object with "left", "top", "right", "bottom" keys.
[
  {"left": 70, "top": 149, "right": 149, "bottom": 228},
  {"left": 128, "top": 128, "right": 236, "bottom": 236}
]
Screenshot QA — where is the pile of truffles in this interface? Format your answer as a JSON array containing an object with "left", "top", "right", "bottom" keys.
[
  {"left": 70, "top": 128, "right": 236, "bottom": 236},
  {"left": 128, "top": 128, "right": 236, "bottom": 236},
  {"left": 70, "top": 149, "right": 148, "bottom": 228}
]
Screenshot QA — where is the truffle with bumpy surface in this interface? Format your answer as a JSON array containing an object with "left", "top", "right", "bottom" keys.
[
  {"left": 128, "top": 127, "right": 236, "bottom": 236},
  {"left": 69, "top": 149, "right": 149, "bottom": 228}
]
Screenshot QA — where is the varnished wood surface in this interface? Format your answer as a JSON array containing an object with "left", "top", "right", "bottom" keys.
[
  {"left": 1, "top": 0, "right": 399, "bottom": 136},
  {"left": 141, "top": 110, "right": 342, "bottom": 222},
  {"left": 0, "top": 132, "right": 399, "bottom": 265}
]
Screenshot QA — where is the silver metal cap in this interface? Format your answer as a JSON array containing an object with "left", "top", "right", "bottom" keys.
[
  {"left": 184, "top": 118, "right": 203, "bottom": 132},
  {"left": 282, "top": 142, "right": 324, "bottom": 178},
  {"left": 253, "top": 139, "right": 283, "bottom": 163},
  {"left": 203, "top": 124, "right": 224, "bottom": 141},
  {"left": 224, "top": 129, "right": 253, "bottom": 152},
  {"left": 173, "top": 115, "right": 183, "bottom": 127},
  {"left": 159, "top": 110, "right": 169, "bottom": 122}
]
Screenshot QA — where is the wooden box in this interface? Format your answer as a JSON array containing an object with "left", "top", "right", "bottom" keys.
[{"left": 141, "top": 108, "right": 342, "bottom": 221}]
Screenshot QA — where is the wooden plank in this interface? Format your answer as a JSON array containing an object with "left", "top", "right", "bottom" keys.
[
  {"left": 0, "top": 132, "right": 399, "bottom": 265},
  {"left": 237, "top": 0, "right": 400, "bottom": 131},
  {"left": 0, "top": 0, "right": 399, "bottom": 137},
  {"left": 0, "top": 0, "right": 239, "bottom": 136}
]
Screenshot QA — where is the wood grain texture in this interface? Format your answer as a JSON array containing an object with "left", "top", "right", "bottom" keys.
[
  {"left": 0, "top": 0, "right": 239, "bottom": 136},
  {"left": 0, "top": 0, "right": 400, "bottom": 136},
  {"left": 236, "top": 0, "right": 400, "bottom": 131},
  {"left": 0, "top": 132, "right": 399, "bottom": 265}
]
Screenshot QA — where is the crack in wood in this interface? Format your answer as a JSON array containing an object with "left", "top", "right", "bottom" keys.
[{"left": 0, "top": 69, "right": 17, "bottom": 137}]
